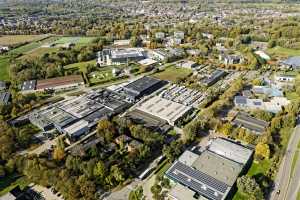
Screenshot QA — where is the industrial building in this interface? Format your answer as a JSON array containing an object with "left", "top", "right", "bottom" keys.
[
  {"left": 21, "top": 75, "right": 84, "bottom": 93},
  {"left": 160, "top": 84, "right": 204, "bottom": 108},
  {"left": 232, "top": 112, "right": 269, "bottom": 134},
  {"left": 36, "top": 75, "right": 84, "bottom": 92},
  {"left": 166, "top": 138, "right": 253, "bottom": 200},
  {"left": 121, "top": 76, "right": 167, "bottom": 101},
  {"left": 28, "top": 89, "right": 131, "bottom": 140},
  {"left": 136, "top": 95, "right": 193, "bottom": 126},
  {"left": 97, "top": 48, "right": 146, "bottom": 66},
  {"left": 202, "top": 70, "right": 227, "bottom": 86},
  {"left": 125, "top": 109, "right": 171, "bottom": 134}
]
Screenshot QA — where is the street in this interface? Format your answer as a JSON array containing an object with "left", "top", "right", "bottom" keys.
[{"left": 270, "top": 125, "right": 300, "bottom": 200}]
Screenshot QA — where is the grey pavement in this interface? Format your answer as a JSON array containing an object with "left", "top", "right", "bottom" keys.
[{"left": 270, "top": 125, "right": 300, "bottom": 200}]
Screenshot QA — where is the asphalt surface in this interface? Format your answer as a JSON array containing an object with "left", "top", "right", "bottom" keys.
[{"left": 270, "top": 125, "right": 300, "bottom": 200}]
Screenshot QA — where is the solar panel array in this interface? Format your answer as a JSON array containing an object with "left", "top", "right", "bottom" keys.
[{"left": 166, "top": 161, "right": 229, "bottom": 200}]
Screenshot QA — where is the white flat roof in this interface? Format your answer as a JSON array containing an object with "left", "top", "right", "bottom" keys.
[
  {"left": 138, "top": 58, "right": 158, "bottom": 66},
  {"left": 136, "top": 96, "right": 192, "bottom": 125},
  {"left": 208, "top": 138, "right": 253, "bottom": 165}
]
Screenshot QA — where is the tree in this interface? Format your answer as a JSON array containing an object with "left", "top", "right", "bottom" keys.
[
  {"left": 93, "top": 160, "right": 107, "bottom": 183},
  {"left": 53, "top": 147, "right": 65, "bottom": 161},
  {"left": 218, "top": 123, "right": 233, "bottom": 136},
  {"left": 110, "top": 165, "right": 125, "bottom": 184},
  {"left": 97, "top": 119, "right": 116, "bottom": 142},
  {"left": 76, "top": 175, "right": 97, "bottom": 200},
  {"left": 162, "top": 140, "right": 183, "bottom": 162},
  {"left": 0, "top": 165, "right": 5, "bottom": 178},
  {"left": 237, "top": 175, "right": 263, "bottom": 200},
  {"left": 129, "top": 186, "right": 145, "bottom": 200},
  {"left": 183, "top": 120, "right": 206, "bottom": 143},
  {"left": 255, "top": 143, "right": 270, "bottom": 159}
]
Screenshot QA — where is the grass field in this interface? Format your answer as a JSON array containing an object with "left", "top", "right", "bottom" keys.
[
  {"left": 64, "top": 60, "right": 97, "bottom": 72},
  {"left": 54, "top": 37, "right": 97, "bottom": 45},
  {"left": 152, "top": 66, "right": 192, "bottom": 82},
  {"left": 0, "top": 35, "right": 48, "bottom": 46},
  {"left": 247, "top": 159, "right": 271, "bottom": 177},
  {"left": 19, "top": 47, "right": 60, "bottom": 60},
  {"left": 267, "top": 46, "right": 300, "bottom": 57},
  {"left": 10, "top": 36, "right": 59, "bottom": 55},
  {"left": 0, "top": 56, "right": 10, "bottom": 80}
]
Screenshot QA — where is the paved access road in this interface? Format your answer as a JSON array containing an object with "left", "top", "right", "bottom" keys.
[{"left": 270, "top": 125, "right": 300, "bottom": 200}]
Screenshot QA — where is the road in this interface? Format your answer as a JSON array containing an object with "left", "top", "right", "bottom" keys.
[
  {"left": 270, "top": 125, "right": 300, "bottom": 200},
  {"left": 28, "top": 133, "right": 66, "bottom": 155}
]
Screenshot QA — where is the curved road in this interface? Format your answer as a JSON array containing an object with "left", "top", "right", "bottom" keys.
[{"left": 270, "top": 125, "right": 300, "bottom": 200}]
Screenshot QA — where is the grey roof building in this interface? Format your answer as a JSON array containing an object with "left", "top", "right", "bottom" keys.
[
  {"left": 208, "top": 138, "right": 253, "bottom": 165},
  {"left": 0, "top": 81, "right": 6, "bottom": 90},
  {"left": 165, "top": 139, "right": 253, "bottom": 200},
  {"left": 0, "top": 92, "right": 11, "bottom": 104},
  {"left": 122, "top": 76, "right": 167, "bottom": 101},
  {"left": 232, "top": 112, "right": 268, "bottom": 134},
  {"left": 21, "top": 80, "right": 37, "bottom": 92},
  {"left": 202, "top": 70, "right": 227, "bottom": 86},
  {"left": 280, "top": 56, "right": 300, "bottom": 69}
]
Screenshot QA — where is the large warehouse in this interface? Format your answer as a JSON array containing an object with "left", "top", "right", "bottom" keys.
[
  {"left": 136, "top": 95, "right": 193, "bottom": 126},
  {"left": 28, "top": 89, "right": 131, "bottom": 141},
  {"left": 166, "top": 138, "right": 253, "bottom": 200},
  {"left": 97, "top": 48, "right": 146, "bottom": 66},
  {"left": 121, "top": 76, "right": 167, "bottom": 101}
]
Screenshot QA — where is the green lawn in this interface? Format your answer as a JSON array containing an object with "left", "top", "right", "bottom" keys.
[
  {"left": 0, "top": 56, "right": 10, "bottom": 80},
  {"left": 232, "top": 191, "right": 249, "bottom": 200},
  {"left": 247, "top": 159, "right": 271, "bottom": 177},
  {"left": 0, "top": 175, "right": 30, "bottom": 196},
  {"left": 297, "top": 189, "right": 300, "bottom": 200},
  {"left": 233, "top": 159, "right": 271, "bottom": 200},
  {"left": 267, "top": 46, "right": 300, "bottom": 57},
  {"left": 155, "top": 160, "right": 172, "bottom": 177},
  {"left": 152, "top": 66, "right": 192, "bottom": 82},
  {"left": 64, "top": 60, "right": 97, "bottom": 72},
  {"left": 280, "top": 127, "right": 294, "bottom": 150},
  {"left": 291, "top": 150, "right": 299, "bottom": 177}
]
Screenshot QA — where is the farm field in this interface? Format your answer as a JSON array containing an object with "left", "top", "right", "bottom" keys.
[
  {"left": 267, "top": 46, "right": 300, "bottom": 57},
  {"left": 10, "top": 36, "right": 59, "bottom": 55},
  {"left": 152, "top": 66, "right": 192, "bottom": 82},
  {"left": 0, "top": 35, "right": 48, "bottom": 46},
  {"left": 0, "top": 56, "right": 10, "bottom": 80}
]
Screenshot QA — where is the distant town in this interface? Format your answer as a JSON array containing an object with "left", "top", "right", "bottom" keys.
[{"left": 1, "top": 1, "right": 300, "bottom": 200}]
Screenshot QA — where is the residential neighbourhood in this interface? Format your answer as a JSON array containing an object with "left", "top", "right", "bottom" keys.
[{"left": 1, "top": 1, "right": 300, "bottom": 200}]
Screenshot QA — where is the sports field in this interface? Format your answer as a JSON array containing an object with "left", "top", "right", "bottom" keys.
[
  {"left": 0, "top": 35, "right": 48, "bottom": 46},
  {"left": 54, "top": 37, "right": 97, "bottom": 45}
]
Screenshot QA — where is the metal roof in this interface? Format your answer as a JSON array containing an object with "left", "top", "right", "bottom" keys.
[
  {"left": 233, "top": 112, "right": 268, "bottom": 133},
  {"left": 208, "top": 138, "right": 253, "bottom": 165}
]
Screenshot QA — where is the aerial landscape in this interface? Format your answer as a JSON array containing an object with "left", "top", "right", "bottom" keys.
[{"left": 1, "top": 0, "right": 300, "bottom": 200}]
